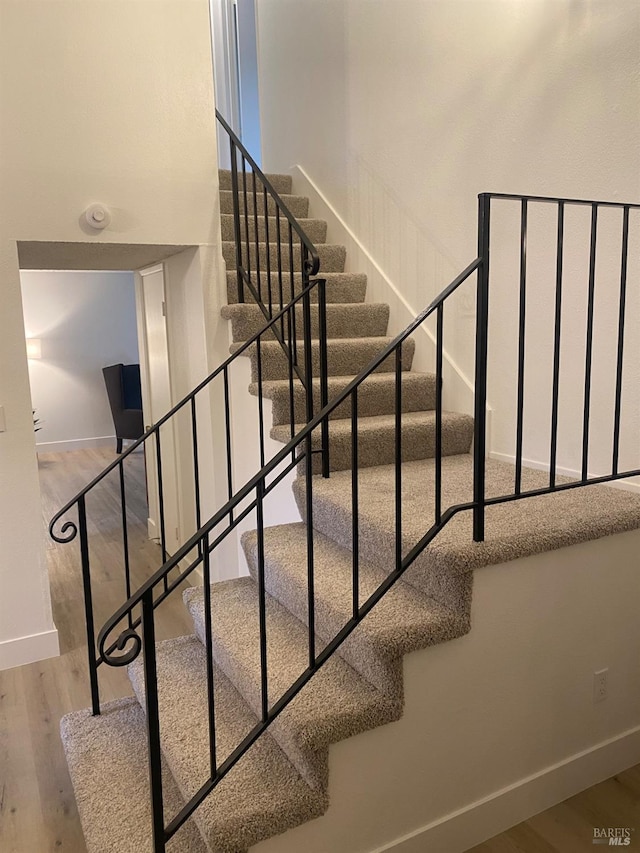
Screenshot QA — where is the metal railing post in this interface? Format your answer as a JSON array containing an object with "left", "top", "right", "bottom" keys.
[
  {"left": 78, "top": 496, "right": 100, "bottom": 716},
  {"left": 141, "top": 589, "right": 166, "bottom": 853},
  {"left": 473, "top": 194, "right": 490, "bottom": 542},
  {"left": 229, "top": 139, "right": 245, "bottom": 303}
]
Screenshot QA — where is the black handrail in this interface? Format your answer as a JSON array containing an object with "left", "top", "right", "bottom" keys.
[
  {"left": 95, "top": 255, "right": 486, "bottom": 849},
  {"left": 97, "top": 254, "right": 484, "bottom": 655},
  {"left": 484, "top": 191, "right": 640, "bottom": 209},
  {"left": 48, "top": 279, "right": 326, "bottom": 545}
]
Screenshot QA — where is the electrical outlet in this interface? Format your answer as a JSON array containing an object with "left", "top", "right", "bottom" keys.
[{"left": 593, "top": 669, "right": 608, "bottom": 703}]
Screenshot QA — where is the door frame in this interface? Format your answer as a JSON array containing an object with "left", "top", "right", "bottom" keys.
[{"left": 135, "top": 262, "right": 181, "bottom": 555}]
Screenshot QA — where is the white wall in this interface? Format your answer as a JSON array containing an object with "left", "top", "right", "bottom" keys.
[
  {"left": 21, "top": 270, "right": 139, "bottom": 452},
  {"left": 0, "top": 0, "right": 223, "bottom": 668},
  {"left": 256, "top": 0, "right": 640, "bottom": 482}
]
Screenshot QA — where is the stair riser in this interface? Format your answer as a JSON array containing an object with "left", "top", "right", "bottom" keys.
[
  {"left": 262, "top": 376, "right": 437, "bottom": 426},
  {"left": 220, "top": 190, "right": 309, "bottom": 222},
  {"left": 222, "top": 241, "right": 347, "bottom": 273},
  {"left": 292, "top": 478, "right": 476, "bottom": 611},
  {"left": 227, "top": 273, "right": 367, "bottom": 305},
  {"left": 240, "top": 339, "right": 416, "bottom": 383},
  {"left": 221, "top": 214, "right": 327, "bottom": 244},
  {"left": 242, "top": 541, "right": 398, "bottom": 696},
  {"left": 225, "top": 304, "right": 390, "bottom": 343},
  {"left": 187, "top": 598, "right": 327, "bottom": 790},
  {"left": 219, "top": 169, "right": 292, "bottom": 194},
  {"left": 281, "top": 416, "right": 474, "bottom": 473}
]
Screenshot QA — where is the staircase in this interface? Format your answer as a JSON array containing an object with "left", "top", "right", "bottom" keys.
[{"left": 54, "top": 119, "right": 640, "bottom": 853}]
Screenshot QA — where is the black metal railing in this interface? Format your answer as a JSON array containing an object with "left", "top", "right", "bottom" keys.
[
  {"left": 52, "top": 187, "right": 639, "bottom": 852},
  {"left": 92, "top": 255, "right": 483, "bottom": 852},
  {"left": 49, "top": 113, "right": 330, "bottom": 716},
  {"left": 478, "top": 192, "right": 640, "bottom": 517}
]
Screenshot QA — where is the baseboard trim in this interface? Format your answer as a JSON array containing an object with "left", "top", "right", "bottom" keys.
[
  {"left": 369, "top": 725, "right": 640, "bottom": 853},
  {"left": 489, "top": 451, "right": 640, "bottom": 494},
  {"left": 36, "top": 436, "right": 117, "bottom": 454},
  {"left": 0, "top": 627, "right": 60, "bottom": 671}
]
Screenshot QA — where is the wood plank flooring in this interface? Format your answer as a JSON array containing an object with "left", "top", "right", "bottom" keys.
[{"left": 0, "top": 447, "right": 638, "bottom": 852}]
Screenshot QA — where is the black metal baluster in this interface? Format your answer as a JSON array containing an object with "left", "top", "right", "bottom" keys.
[
  {"left": 190, "top": 397, "right": 202, "bottom": 555},
  {"left": 287, "top": 307, "right": 296, "bottom": 450},
  {"left": 473, "top": 194, "right": 491, "bottom": 542},
  {"left": 549, "top": 201, "right": 565, "bottom": 489},
  {"left": 514, "top": 198, "right": 528, "bottom": 494},
  {"left": 252, "top": 170, "right": 261, "bottom": 302},
  {"left": 202, "top": 532, "right": 217, "bottom": 777},
  {"left": 351, "top": 388, "right": 359, "bottom": 618},
  {"left": 229, "top": 140, "right": 244, "bottom": 303},
  {"left": 318, "top": 278, "right": 330, "bottom": 478},
  {"left": 242, "top": 157, "right": 251, "bottom": 290},
  {"left": 276, "top": 208, "right": 284, "bottom": 341},
  {"left": 582, "top": 203, "right": 598, "bottom": 481},
  {"left": 302, "top": 249, "right": 314, "bottom": 425},
  {"left": 118, "top": 460, "right": 133, "bottom": 627},
  {"left": 435, "top": 305, "right": 443, "bottom": 524},
  {"left": 155, "top": 429, "right": 168, "bottom": 592},
  {"left": 223, "top": 367, "right": 234, "bottom": 523},
  {"left": 612, "top": 206, "right": 630, "bottom": 476},
  {"left": 395, "top": 345, "right": 402, "bottom": 571},
  {"left": 141, "top": 589, "right": 165, "bottom": 853},
  {"left": 302, "top": 282, "right": 316, "bottom": 667},
  {"left": 263, "top": 187, "right": 273, "bottom": 316},
  {"left": 289, "top": 224, "right": 298, "bottom": 366},
  {"left": 78, "top": 496, "right": 100, "bottom": 716},
  {"left": 256, "top": 480, "right": 269, "bottom": 721},
  {"left": 256, "top": 336, "right": 266, "bottom": 469}
]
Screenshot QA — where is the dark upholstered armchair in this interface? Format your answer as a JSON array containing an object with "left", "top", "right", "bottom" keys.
[{"left": 102, "top": 363, "right": 144, "bottom": 454}]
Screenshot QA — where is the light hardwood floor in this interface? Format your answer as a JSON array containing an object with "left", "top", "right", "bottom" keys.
[{"left": 0, "top": 447, "right": 638, "bottom": 852}]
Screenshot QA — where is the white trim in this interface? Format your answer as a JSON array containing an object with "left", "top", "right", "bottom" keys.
[
  {"left": 369, "top": 724, "right": 640, "bottom": 853},
  {"left": 36, "top": 435, "right": 118, "bottom": 454},
  {"left": 0, "top": 627, "right": 60, "bottom": 671},
  {"left": 490, "top": 451, "right": 640, "bottom": 494}
]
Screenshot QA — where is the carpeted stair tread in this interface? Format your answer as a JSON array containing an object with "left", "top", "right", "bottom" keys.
[
  {"left": 128, "top": 635, "right": 327, "bottom": 853},
  {"left": 271, "top": 410, "right": 475, "bottom": 472},
  {"left": 219, "top": 169, "right": 292, "bottom": 194},
  {"left": 221, "top": 214, "right": 327, "bottom": 244},
  {"left": 222, "top": 302, "right": 390, "bottom": 342},
  {"left": 231, "top": 336, "right": 416, "bottom": 382},
  {"left": 220, "top": 189, "right": 309, "bottom": 218},
  {"left": 183, "top": 578, "right": 400, "bottom": 790},
  {"left": 252, "top": 371, "right": 437, "bottom": 426},
  {"left": 222, "top": 241, "right": 347, "bottom": 273},
  {"left": 294, "top": 454, "right": 640, "bottom": 598},
  {"left": 60, "top": 698, "right": 207, "bottom": 853},
  {"left": 226, "top": 271, "right": 367, "bottom": 305},
  {"left": 242, "top": 523, "right": 469, "bottom": 697}
]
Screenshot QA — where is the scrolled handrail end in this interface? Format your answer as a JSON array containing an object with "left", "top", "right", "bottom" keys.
[
  {"left": 49, "top": 516, "right": 79, "bottom": 544},
  {"left": 98, "top": 625, "right": 142, "bottom": 668}
]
